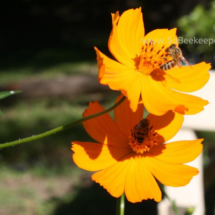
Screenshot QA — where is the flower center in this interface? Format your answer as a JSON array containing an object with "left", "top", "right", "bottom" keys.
[
  {"left": 129, "top": 119, "right": 159, "bottom": 154},
  {"left": 138, "top": 40, "right": 173, "bottom": 75}
]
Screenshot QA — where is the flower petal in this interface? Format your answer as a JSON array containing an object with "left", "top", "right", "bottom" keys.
[
  {"left": 143, "top": 28, "right": 178, "bottom": 50},
  {"left": 83, "top": 101, "right": 129, "bottom": 147},
  {"left": 147, "top": 139, "right": 203, "bottom": 164},
  {"left": 95, "top": 47, "right": 143, "bottom": 112},
  {"left": 92, "top": 154, "right": 132, "bottom": 198},
  {"left": 95, "top": 47, "right": 131, "bottom": 86},
  {"left": 165, "top": 62, "right": 211, "bottom": 92},
  {"left": 114, "top": 94, "right": 143, "bottom": 137},
  {"left": 92, "top": 154, "right": 161, "bottom": 202},
  {"left": 72, "top": 141, "right": 131, "bottom": 171},
  {"left": 141, "top": 74, "right": 208, "bottom": 115},
  {"left": 108, "top": 8, "right": 144, "bottom": 67},
  {"left": 145, "top": 156, "right": 199, "bottom": 187},
  {"left": 124, "top": 156, "right": 162, "bottom": 203},
  {"left": 147, "top": 111, "right": 184, "bottom": 143}
]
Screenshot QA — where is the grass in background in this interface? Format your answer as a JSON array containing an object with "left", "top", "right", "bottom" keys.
[{"left": 0, "top": 62, "right": 98, "bottom": 85}]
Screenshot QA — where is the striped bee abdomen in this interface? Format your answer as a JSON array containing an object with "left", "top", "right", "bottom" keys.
[
  {"left": 160, "top": 60, "right": 176, "bottom": 70},
  {"left": 134, "top": 131, "right": 146, "bottom": 143}
]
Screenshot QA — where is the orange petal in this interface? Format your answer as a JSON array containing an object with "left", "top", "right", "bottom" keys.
[
  {"left": 114, "top": 94, "right": 143, "bottom": 137},
  {"left": 165, "top": 62, "right": 211, "bottom": 92},
  {"left": 147, "top": 111, "right": 184, "bottom": 143},
  {"left": 72, "top": 141, "right": 131, "bottom": 171},
  {"left": 92, "top": 155, "right": 161, "bottom": 202},
  {"left": 108, "top": 8, "right": 144, "bottom": 67},
  {"left": 92, "top": 154, "right": 132, "bottom": 198},
  {"left": 141, "top": 74, "right": 208, "bottom": 115},
  {"left": 95, "top": 48, "right": 143, "bottom": 112},
  {"left": 95, "top": 47, "right": 131, "bottom": 85},
  {"left": 83, "top": 101, "right": 129, "bottom": 147},
  {"left": 143, "top": 28, "right": 178, "bottom": 50},
  {"left": 148, "top": 139, "right": 203, "bottom": 164},
  {"left": 145, "top": 156, "right": 199, "bottom": 187},
  {"left": 124, "top": 156, "right": 162, "bottom": 203}
]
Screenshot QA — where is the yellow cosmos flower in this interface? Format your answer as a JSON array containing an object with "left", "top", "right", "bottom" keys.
[
  {"left": 95, "top": 8, "right": 211, "bottom": 115},
  {"left": 72, "top": 95, "right": 203, "bottom": 203}
]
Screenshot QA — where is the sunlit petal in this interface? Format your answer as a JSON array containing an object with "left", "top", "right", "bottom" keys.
[
  {"left": 72, "top": 141, "right": 131, "bottom": 171},
  {"left": 147, "top": 111, "right": 184, "bottom": 143},
  {"left": 141, "top": 74, "right": 208, "bottom": 115},
  {"left": 165, "top": 62, "right": 211, "bottom": 92},
  {"left": 146, "top": 156, "right": 199, "bottom": 187},
  {"left": 147, "top": 139, "right": 203, "bottom": 164},
  {"left": 92, "top": 154, "right": 132, "bottom": 198},
  {"left": 143, "top": 28, "right": 178, "bottom": 50},
  {"left": 108, "top": 8, "right": 144, "bottom": 67},
  {"left": 125, "top": 156, "right": 162, "bottom": 202}
]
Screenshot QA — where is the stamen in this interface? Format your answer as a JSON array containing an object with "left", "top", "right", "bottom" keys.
[
  {"left": 138, "top": 41, "right": 173, "bottom": 75},
  {"left": 128, "top": 121, "right": 160, "bottom": 154}
]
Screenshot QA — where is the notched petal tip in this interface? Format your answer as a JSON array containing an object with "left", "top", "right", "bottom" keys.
[
  {"left": 174, "top": 105, "right": 189, "bottom": 115},
  {"left": 199, "top": 138, "right": 204, "bottom": 143},
  {"left": 82, "top": 101, "right": 98, "bottom": 117}
]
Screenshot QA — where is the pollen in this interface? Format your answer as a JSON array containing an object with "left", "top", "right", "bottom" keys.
[
  {"left": 138, "top": 40, "right": 173, "bottom": 75},
  {"left": 129, "top": 123, "right": 159, "bottom": 154}
]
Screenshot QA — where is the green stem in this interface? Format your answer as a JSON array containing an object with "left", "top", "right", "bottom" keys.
[
  {"left": 116, "top": 193, "right": 125, "bottom": 215},
  {"left": 0, "top": 96, "right": 126, "bottom": 149}
]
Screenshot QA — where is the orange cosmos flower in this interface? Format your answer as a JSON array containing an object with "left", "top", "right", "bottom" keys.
[
  {"left": 95, "top": 8, "right": 211, "bottom": 115},
  {"left": 72, "top": 95, "right": 203, "bottom": 203}
]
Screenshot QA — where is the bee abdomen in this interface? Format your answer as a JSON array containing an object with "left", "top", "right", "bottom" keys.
[
  {"left": 135, "top": 132, "right": 146, "bottom": 144},
  {"left": 136, "top": 138, "right": 144, "bottom": 144},
  {"left": 160, "top": 61, "right": 175, "bottom": 70}
]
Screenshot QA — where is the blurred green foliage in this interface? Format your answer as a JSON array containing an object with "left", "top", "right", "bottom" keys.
[
  {"left": 0, "top": 91, "right": 21, "bottom": 116},
  {"left": 178, "top": 1, "right": 215, "bottom": 54}
]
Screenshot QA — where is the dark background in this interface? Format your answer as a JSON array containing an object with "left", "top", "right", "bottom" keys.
[{"left": 0, "top": 0, "right": 212, "bottom": 69}]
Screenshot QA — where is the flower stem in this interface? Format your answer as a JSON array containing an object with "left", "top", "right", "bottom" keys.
[
  {"left": 0, "top": 96, "right": 126, "bottom": 149},
  {"left": 116, "top": 193, "right": 125, "bottom": 215}
]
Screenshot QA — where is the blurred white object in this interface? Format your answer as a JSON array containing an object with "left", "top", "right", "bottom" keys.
[
  {"left": 158, "top": 130, "right": 204, "bottom": 215},
  {"left": 158, "top": 71, "right": 215, "bottom": 215},
  {"left": 183, "top": 71, "right": 215, "bottom": 131}
]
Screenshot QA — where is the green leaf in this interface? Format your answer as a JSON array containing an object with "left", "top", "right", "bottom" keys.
[
  {"left": 171, "top": 200, "right": 180, "bottom": 215},
  {"left": 185, "top": 207, "right": 195, "bottom": 215},
  {"left": 0, "top": 91, "right": 21, "bottom": 100}
]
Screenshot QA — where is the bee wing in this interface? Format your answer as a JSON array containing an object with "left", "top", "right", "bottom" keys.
[
  {"left": 177, "top": 58, "right": 183, "bottom": 68},
  {"left": 180, "top": 56, "right": 192, "bottom": 68}
]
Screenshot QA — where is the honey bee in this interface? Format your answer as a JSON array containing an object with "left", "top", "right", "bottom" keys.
[
  {"left": 160, "top": 44, "right": 190, "bottom": 70},
  {"left": 133, "top": 119, "right": 150, "bottom": 144}
]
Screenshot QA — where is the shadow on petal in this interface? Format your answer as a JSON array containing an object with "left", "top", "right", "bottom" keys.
[
  {"left": 148, "top": 110, "right": 175, "bottom": 130},
  {"left": 174, "top": 105, "right": 189, "bottom": 114},
  {"left": 150, "top": 69, "right": 166, "bottom": 82},
  {"left": 145, "top": 144, "right": 166, "bottom": 157},
  {"left": 95, "top": 47, "right": 105, "bottom": 82},
  {"left": 155, "top": 134, "right": 165, "bottom": 145}
]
